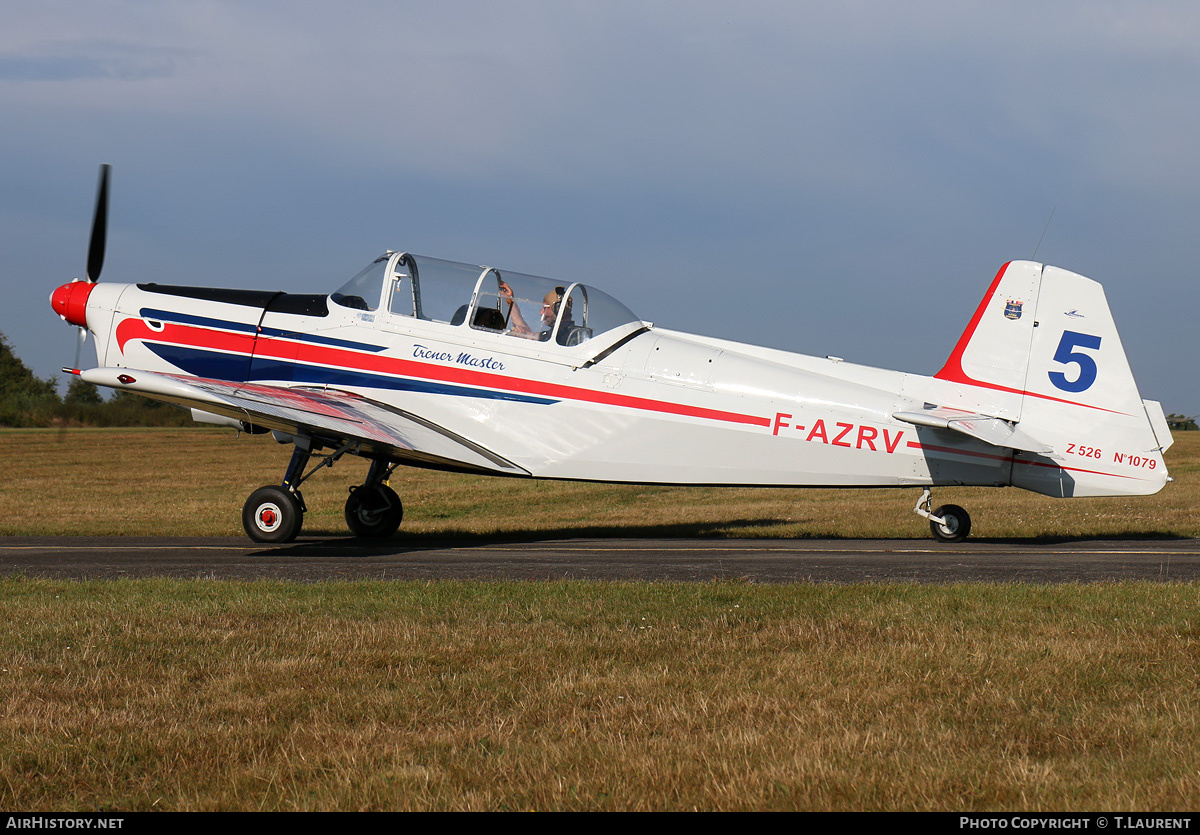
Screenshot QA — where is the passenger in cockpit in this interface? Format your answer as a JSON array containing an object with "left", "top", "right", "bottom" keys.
[{"left": 500, "top": 282, "right": 574, "bottom": 344}]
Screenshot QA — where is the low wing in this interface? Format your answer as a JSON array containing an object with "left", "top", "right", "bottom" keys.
[
  {"left": 892, "top": 407, "right": 1053, "bottom": 455},
  {"left": 80, "top": 367, "right": 528, "bottom": 476}
]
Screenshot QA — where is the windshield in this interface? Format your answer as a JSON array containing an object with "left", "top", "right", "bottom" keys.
[{"left": 330, "top": 256, "right": 388, "bottom": 311}]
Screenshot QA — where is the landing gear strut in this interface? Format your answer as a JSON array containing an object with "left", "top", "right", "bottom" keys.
[
  {"left": 913, "top": 488, "right": 972, "bottom": 543},
  {"left": 241, "top": 437, "right": 404, "bottom": 543},
  {"left": 242, "top": 442, "right": 316, "bottom": 543}
]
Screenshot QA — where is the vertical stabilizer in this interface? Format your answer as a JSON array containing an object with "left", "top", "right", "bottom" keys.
[{"left": 935, "top": 261, "right": 1169, "bottom": 497}]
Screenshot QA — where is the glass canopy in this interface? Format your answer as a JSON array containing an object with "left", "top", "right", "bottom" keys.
[{"left": 332, "top": 252, "right": 642, "bottom": 348}]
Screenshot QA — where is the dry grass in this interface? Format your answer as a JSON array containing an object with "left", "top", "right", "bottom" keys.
[
  {"left": 1, "top": 427, "right": 1197, "bottom": 539},
  {"left": 1, "top": 579, "right": 1199, "bottom": 811},
  {"left": 2, "top": 431, "right": 1200, "bottom": 810}
]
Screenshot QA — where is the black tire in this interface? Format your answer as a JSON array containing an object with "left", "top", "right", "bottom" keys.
[
  {"left": 345, "top": 484, "right": 403, "bottom": 538},
  {"left": 929, "top": 504, "right": 971, "bottom": 543},
  {"left": 242, "top": 485, "right": 303, "bottom": 543}
]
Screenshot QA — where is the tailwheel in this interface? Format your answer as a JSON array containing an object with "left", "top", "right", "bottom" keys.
[
  {"left": 243, "top": 485, "right": 304, "bottom": 543},
  {"left": 929, "top": 504, "right": 971, "bottom": 543},
  {"left": 345, "top": 483, "right": 403, "bottom": 538}
]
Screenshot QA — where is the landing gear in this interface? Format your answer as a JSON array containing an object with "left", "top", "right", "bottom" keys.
[
  {"left": 239, "top": 438, "right": 405, "bottom": 543},
  {"left": 242, "top": 442, "right": 316, "bottom": 543},
  {"left": 913, "top": 489, "right": 972, "bottom": 543},
  {"left": 928, "top": 504, "right": 971, "bottom": 543},
  {"left": 345, "top": 458, "right": 403, "bottom": 538},
  {"left": 243, "top": 485, "right": 304, "bottom": 543},
  {"left": 345, "top": 484, "right": 403, "bottom": 537}
]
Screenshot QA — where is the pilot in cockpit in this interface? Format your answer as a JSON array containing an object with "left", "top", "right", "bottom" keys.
[{"left": 499, "top": 281, "right": 574, "bottom": 344}]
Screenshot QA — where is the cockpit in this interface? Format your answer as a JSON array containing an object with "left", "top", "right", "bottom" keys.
[{"left": 330, "top": 252, "right": 643, "bottom": 349}]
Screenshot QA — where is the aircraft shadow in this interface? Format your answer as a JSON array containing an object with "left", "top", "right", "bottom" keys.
[
  {"left": 249, "top": 522, "right": 1190, "bottom": 558},
  {"left": 252, "top": 517, "right": 799, "bottom": 557}
]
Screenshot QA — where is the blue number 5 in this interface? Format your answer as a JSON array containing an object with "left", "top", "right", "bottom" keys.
[{"left": 1049, "top": 331, "right": 1101, "bottom": 393}]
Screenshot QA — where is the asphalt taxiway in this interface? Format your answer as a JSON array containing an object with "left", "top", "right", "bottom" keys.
[{"left": 2, "top": 536, "right": 1199, "bottom": 583}]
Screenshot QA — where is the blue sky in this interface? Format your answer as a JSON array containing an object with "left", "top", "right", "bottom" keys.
[{"left": 3, "top": 1, "right": 1198, "bottom": 416}]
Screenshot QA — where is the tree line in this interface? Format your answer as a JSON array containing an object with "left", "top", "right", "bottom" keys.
[
  {"left": 0, "top": 332, "right": 194, "bottom": 428},
  {"left": 1167, "top": 414, "right": 1198, "bottom": 432}
]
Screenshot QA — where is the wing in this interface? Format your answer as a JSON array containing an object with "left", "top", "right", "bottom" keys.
[{"left": 80, "top": 367, "right": 528, "bottom": 476}]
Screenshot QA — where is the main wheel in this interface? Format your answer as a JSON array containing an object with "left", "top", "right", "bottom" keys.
[
  {"left": 929, "top": 504, "right": 971, "bottom": 543},
  {"left": 345, "top": 484, "right": 403, "bottom": 538},
  {"left": 243, "top": 486, "right": 304, "bottom": 543}
]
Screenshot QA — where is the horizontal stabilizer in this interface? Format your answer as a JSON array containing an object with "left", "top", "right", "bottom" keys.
[{"left": 892, "top": 408, "right": 1052, "bottom": 454}]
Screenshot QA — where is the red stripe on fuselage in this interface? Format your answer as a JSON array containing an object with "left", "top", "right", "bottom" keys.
[{"left": 116, "top": 319, "right": 772, "bottom": 428}]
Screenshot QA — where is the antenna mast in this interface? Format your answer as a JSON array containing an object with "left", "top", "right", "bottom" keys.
[{"left": 1032, "top": 204, "right": 1057, "bottom": 261}]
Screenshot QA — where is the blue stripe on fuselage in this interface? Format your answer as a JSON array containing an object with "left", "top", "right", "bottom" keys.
[
  {"left": 138, "top": 308, "right": 387, "bottom": 352},
  {"left": 143, "top": 343, "right": 559, "bottom": 405}
]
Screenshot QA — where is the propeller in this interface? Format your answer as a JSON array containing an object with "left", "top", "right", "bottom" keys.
[
  {"left": 86, "top": 163, "right": 110, "bottom": 284},
  {"left": 52, "top": 164, "right": 111, "bottom": 377}
]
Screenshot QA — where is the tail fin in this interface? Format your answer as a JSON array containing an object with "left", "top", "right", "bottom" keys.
[
  {"left": 933, "top": 261, "right": 1171, "bottom": 497},
  {"left": 934, "top": 260, "right": 1042, "bottom": 420}
]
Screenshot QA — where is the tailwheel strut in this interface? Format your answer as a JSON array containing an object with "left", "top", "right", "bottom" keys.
[{"left": 913, "top": 488, "right": 972, "bottom": 543}]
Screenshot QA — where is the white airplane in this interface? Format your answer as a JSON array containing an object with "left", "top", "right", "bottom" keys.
[{"left": 50, "top": 166, "right": 1174, "bottom": 543}]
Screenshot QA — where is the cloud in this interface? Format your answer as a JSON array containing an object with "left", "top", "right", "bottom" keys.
[
  {"left": 5, "top": 2, "right": 1200, "bottom": 194},
  {"left": 0, "top": 41, "right": 176, "bottom": 82}
]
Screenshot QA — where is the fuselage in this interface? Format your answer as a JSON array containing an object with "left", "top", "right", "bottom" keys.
[
  {"left": 56, "top": 284, "right": 1003, "bottom": 490},
  {"left": 52, "top": 252, "right": 1170, "bottom": 497}
]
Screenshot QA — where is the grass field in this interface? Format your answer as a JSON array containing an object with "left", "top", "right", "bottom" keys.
[
  {"left": 1, "top": 428, "right": 1198, "bottom": 539},
  {"left": 2, "top": 579, "right": 1199, "bottom": 811},
  {"left": 1, "top": 429, "right": 1198, "bottom": 811}
]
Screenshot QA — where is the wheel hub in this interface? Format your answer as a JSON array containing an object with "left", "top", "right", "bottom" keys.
[{"left": 256, "top": 504, "right": 282, "bottom": 532}]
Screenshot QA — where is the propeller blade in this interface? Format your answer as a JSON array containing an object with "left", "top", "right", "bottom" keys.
[
  {"left": 72, "top": 326, "right": 87, "bottom": 372},
  {"left": 85, "top": 164, "right": 111, "bottom": 283}
]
